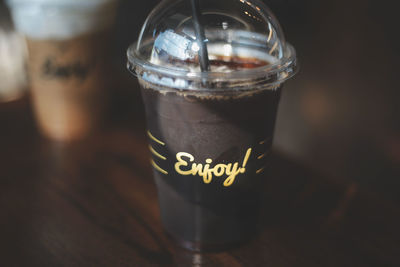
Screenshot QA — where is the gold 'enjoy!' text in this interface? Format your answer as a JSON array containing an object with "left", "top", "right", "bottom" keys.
[{"left": 174, "top": 148, "right": 252, "bottom": 187}]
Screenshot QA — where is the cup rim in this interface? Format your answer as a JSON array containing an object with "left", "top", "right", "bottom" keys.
[{"left": 127, "top": 42, "right": 297, "bottom": 85}]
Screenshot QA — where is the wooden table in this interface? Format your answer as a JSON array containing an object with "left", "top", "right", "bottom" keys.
[{"left": 1, "top": 98, "right": 399, "bottom": 267}]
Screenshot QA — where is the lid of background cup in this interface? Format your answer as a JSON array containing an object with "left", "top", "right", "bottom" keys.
[
  {"left": 7, "top": 0, "right": 114, "bottom": 6},
  {"left": 6, "top": 0, "right": 118, "bottom": 40},
  {"left": 127, "top": 0, "right": 297, "bottom": 91}
]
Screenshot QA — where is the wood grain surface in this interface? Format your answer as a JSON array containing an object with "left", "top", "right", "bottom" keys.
[{"left": 1, "top": 98, "right": 399, "bottom": 267}]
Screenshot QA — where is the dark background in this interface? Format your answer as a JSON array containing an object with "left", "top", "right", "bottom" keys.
[{"left": 1, "top": 0, "right": 399, "bottom": 201}]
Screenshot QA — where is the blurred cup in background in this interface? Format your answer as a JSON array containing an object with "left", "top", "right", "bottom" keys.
[
  {"left": 0, "top": 3, "right": 27, "bottom": 103},
  {"left": 6, "top": 0, "right": 119, "bottom": 141}
]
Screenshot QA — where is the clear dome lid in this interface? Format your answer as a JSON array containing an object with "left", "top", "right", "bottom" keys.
[{"left": 127, "top": 0, "right": 297, "bottom": 91}]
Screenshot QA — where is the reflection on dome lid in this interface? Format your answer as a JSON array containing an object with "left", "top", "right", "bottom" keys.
[{"left": 127, "top": 0, "right": 297, "bottom": 89}]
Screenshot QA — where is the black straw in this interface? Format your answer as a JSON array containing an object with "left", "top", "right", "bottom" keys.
[{"left": 190, "top": 0, "right": 210, "bottom": 72}]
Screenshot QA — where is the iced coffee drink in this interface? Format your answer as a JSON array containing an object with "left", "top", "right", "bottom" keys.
[{"left": 127, "top": 0, "right": 297, "bottom": 251}]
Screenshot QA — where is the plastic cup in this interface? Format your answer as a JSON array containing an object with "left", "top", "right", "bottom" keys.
[
  {"left": 7, "top": 0, "right": 118, "bottom": 141},
  {"left": 127, "top": 0, "right": 297, "bottom": 251}
]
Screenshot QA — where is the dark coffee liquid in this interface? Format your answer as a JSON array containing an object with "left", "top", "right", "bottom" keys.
[
  {"left": 140, "top": 57, "right": 281, "bottom": 251},
  {"left": 208, "top": 56, "right": 269, "bottom": 70}
]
